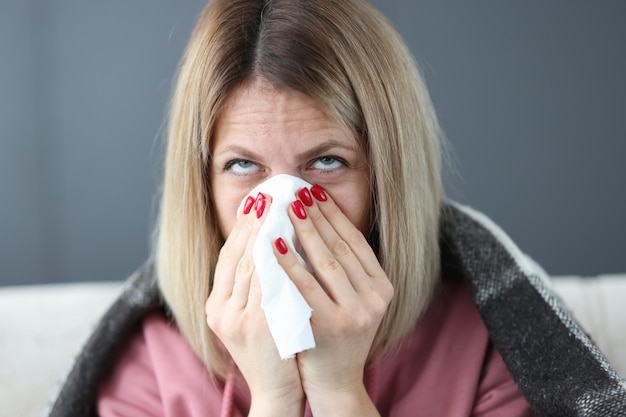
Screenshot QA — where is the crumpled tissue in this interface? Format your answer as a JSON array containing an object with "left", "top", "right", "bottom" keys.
[{"left": 237, "top": 174, "right": 315, "bottom": 359}]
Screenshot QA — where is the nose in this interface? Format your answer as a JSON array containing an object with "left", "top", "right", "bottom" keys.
[{"left": 267, "top": 165, "right": 303, "bottom": 182}]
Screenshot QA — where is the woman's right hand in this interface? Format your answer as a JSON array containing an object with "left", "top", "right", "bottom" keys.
[{"left": 205, "top": 193, "right": 304, "bottom": 417}]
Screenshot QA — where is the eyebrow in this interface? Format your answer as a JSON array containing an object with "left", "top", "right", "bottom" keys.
[
  {"left": 213, "top": 145, "right": 259, "bottom": 160},
  {"left": 213, "top": 139, "right": 361, "bottom": 161}
]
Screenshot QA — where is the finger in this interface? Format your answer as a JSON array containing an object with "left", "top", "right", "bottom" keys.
[
  {"left": 310, "top": 185, "right": 385, "bottom": 280},
  {"left": 230, "top": 194, "right": 272, "bottom": 308},
  {"left": 211, "top": 200, "right": 255, "bottom": 299},
  {"left": 232, "top": 194, "right": 271, "bottom": 307},
  {"left": 246, "top": 271, "right": 263, "bottom": 311},
  {"left": 295, "top": 190, "right": 370, "bottom": 294},
  {"left": 212, "top": 193, "right": 266, "bottom": 299},
  {"left": 272, "top": 237, "right": 333, "bottom": 312},
  {"left": 288, "top": 200, "right": 355, "bottom": 302}
]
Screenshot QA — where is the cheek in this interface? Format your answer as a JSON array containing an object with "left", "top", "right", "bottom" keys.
[
  {"left": 211, "top": 184, "right": 247, "bottom": 239},
  {"left": 346, "top": 197, "right": 371, "bottom": 234},
  {"left": 330, "top": 184, "right": 371, "bottom": 234},
  {"left": 213, "top": 198, "right": 235, "bottom": 239}
]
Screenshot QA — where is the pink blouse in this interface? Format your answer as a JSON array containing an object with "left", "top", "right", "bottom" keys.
[{"left": 98, "top": 275, "right": 533, "bottom": 416}]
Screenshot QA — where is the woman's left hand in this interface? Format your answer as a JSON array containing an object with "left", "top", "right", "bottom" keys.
[{"left": 273, "top": 185, "right": 394, "bottom": 417}]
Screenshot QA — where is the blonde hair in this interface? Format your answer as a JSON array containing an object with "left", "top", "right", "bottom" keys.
[{"left": 156, "top": 0, "right": 442, "bottom": 379}]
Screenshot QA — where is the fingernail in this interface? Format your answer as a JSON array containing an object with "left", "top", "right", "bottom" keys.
[
  {"left": 274, "top": 237, "right": 288, "bottom": 255},
  {"left": 291, "top": 200, "right": 307, "bottom": 220},
  {"left": 243, "top": 196, "right": 255, "bottom": 215},
  {"left": 255, "top": 193, "right": 266, "bottom": 218},
  {"left": 297, "top": 187, "right": 313, "bottom": 207},
  {"left": 311, "top": 184, "right": 327, "bottom": 202}
]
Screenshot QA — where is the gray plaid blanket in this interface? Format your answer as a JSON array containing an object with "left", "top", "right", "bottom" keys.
[{"left": 44, "top": 202, "right": 626, "bottom": 416}]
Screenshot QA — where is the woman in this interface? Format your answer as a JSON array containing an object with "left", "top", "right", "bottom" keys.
[{"left": 45, "top": 0, "right": 626, "bottom": 416}]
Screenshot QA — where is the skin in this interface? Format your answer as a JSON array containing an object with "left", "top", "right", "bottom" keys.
[{"left": 205, "top": 77, "right": 394, "bottom": 416}]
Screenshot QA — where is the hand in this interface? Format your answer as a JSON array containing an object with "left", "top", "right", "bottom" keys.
[
  {"left": 206, "top": 193, "right": 304, "bottom": 416},
  {"left": 274, "top": 185, "right": 394, "bottom": 416}
]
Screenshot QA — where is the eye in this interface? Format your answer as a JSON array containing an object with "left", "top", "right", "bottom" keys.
[
  {"left": 224, "top": 159, "right": 259, "bottom": 175},
  {"left": 310, "top": 156, "right": 346, "bottom": 171}
]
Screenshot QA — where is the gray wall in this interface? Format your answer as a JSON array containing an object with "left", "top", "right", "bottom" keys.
[{"left": 1, "top": 1, "right": 624, "bottom": 286}]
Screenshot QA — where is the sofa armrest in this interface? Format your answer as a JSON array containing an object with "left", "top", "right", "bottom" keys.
[
  {"left": 0, "top": 281, "right": 123, "bottom": 417},
  {"left": 551, "top": 274, "right": 626, "bottom": 378}
]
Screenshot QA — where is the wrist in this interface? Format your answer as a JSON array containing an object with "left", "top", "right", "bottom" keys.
[
  {"left": 248, "top": 389, "right": 305, "bottom": 417},
  {"left": 306, "top": 383, "right": 379, "bottom": 417}
]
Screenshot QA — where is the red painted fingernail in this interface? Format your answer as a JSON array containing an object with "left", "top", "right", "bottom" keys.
[
  {"left": 311, "top": 184, "right": 327, "bottom": 202},
  {"left": 297, "top": 187, "right": 313, "bottom": 207},
  {"left": 291, "top": 200, "right": 307, "bottom": 220},
  {"left": 274, "top": 237, "right": 288, "bottom": 255},
  {"left": 255, "top": 193, "right": 266, "bottom": 218},
  {"left": 243, "top": 196, "right": 255, "bottom": 215}
]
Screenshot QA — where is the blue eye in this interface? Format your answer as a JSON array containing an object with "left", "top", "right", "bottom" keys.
[
  {"left": 225, "top": 159, "right": 259, "bottom": 174},
  {"left": 311, "top": 156, "right": 345, "bottom": 171}
]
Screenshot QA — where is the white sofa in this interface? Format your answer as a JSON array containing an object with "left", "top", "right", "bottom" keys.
[{"left": 1, "top": 275, "right": 625, "bottom": 417}]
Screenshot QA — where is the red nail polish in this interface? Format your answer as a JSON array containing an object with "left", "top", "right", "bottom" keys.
[
  {"left": 255, "top": 193, "right": 266, "bottom": 218},
  {"left": 297, "top": 187, "right": 313, "bottom": 207},
  {"left": 243, "top": 196, "right": 255, "bottom": 215},
  {"left": 311, "top": 184, "right": 327, "bottom": 202},
  {"left": 291, "top": 200, "right": 307, "bottom": 220},
  {"left": 274, "top": 237, "right": 288, "bottom": 255}
]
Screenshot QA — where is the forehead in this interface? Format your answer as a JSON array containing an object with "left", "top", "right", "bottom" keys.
[
  {"left": 218, "top": 79, "right": 328, "bottom": 125},
  {"left": 212, "top": 78, "right": 360, "bottom": 150}
]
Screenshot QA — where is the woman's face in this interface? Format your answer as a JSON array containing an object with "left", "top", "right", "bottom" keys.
[{"left": 210, "top": 77, "right": 371, "bottom": 240}]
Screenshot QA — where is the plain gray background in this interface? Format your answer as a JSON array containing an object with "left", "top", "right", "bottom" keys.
[{"left": 1, "top": 1, "right": 624, "bottom": 287}]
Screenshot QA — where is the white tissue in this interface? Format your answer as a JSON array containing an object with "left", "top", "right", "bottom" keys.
[{"left": 237, "top": 174, "right": 315, "bottom": 359}]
